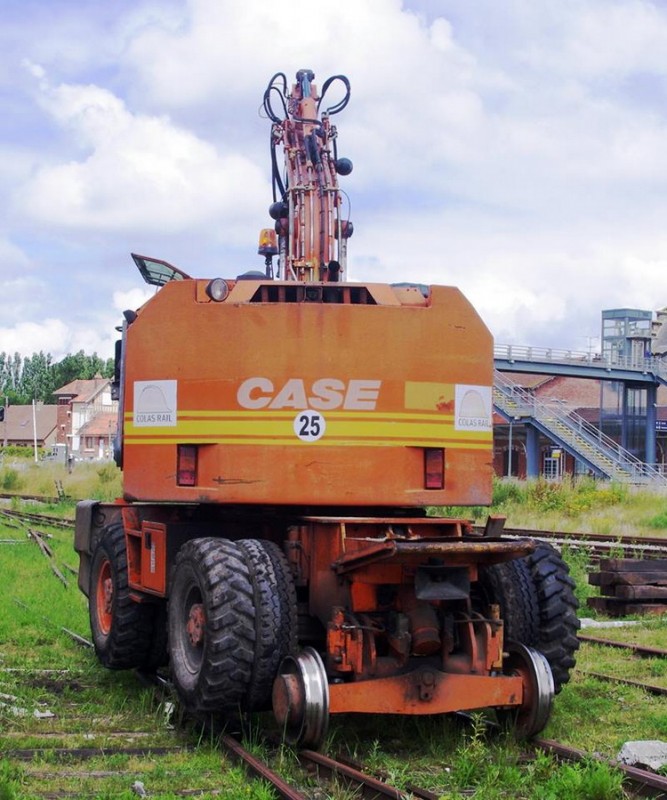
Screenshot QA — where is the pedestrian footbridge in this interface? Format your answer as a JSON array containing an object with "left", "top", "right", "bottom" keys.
[{"left": 493, "top": 345, "right": 667, "bottom": 486}]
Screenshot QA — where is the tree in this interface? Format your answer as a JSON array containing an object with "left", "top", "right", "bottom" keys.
[{"left": 0, "top": 350, "right": 114, "bottom": 405}]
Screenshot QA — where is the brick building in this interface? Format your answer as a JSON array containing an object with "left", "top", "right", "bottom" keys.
[{"left": 52, "top": 377, "right": 118, "bottom": 460}]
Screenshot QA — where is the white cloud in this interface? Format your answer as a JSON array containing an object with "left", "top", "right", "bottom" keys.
[
  {"left": 113, "top": 286, "right": 155, "bottom": 313},
  {"left": 0, "top": 319, "right": 71, "bottom": 359},
  {"left": 4, "top": 0, "right": 667, "bottom": 361},
  {"left": 15, "top": 73, "right": 268, "bottom": 240}
]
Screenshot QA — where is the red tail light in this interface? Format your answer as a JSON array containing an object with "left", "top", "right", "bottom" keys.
[
  {"left": 424, "top": 448, "right": 444, "bottom": 490},
  {"left": 177, "top": 445, "right": 197, "bottom": 486}
]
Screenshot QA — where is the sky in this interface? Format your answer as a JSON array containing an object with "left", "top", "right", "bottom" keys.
[{"left": 2, "top": 0, "right": 667, "bottom": 360}]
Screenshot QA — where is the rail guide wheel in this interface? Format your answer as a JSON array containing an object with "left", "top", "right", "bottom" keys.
[
  {"left": 272, "top": 647, "right": 329, "bottom": 749},
  {"left": 502, "top": 641, "right": 555, "bottom": 737}
]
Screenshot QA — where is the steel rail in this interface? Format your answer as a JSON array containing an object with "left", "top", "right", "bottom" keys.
[
  {"left": 12, "top": 598, "right": 93, "bottom": 648},
  {"left": 298, "top": 749, "right": 411, "bottom": 799},
  {"left": 580, "top": 671, "right": 667, "bottom": 696},
  {"left": 333, "top": 752, "right": 441, "bottom": 800},
  {"left": 534, "top": 737, "right": 667, "bottom": 797},
  {"left": 474, "top": 523, "right": 667, "bottom": 552},
  {"left": 5, "top": 745, "right": 183, "bottom": 761},
  {"left": 124, "top": 679, "right": 311, "bottom": 800},
  {"left": 501, "top": 526, "right": 667, "bottom": 549},
  {"left": 221, "top": 735, "right": 308, "bottom": 800},
  {"left": 0, "top": 491, "right": 62, "bottom": 505},
  {"left": 579, "top": 634, "right": 667, "bottom": 658},
  {"left": 0, "top": 507, "right": 74, "bottom": 529}
]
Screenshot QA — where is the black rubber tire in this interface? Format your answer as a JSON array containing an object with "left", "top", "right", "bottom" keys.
[
  {"left": 89, "top": 523, "right": 154, "bottom": 669},
  {"left": 478, "top": 557, "right": 540, "bottom": 645},
  {"left": 237, "top": 539, "right": 298, "bottom": 711},
  {"left": 168, "top": 538, "right": 255, "bottom": 714},
  {"left": 525, "top": 543, "right": 580, "bottom": 693}
]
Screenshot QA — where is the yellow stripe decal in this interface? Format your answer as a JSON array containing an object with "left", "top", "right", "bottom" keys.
[{"left": 123, "top": 409, "right": 491, "bottom": 448}]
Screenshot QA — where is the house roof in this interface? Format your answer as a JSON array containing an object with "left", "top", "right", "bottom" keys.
[
  {"left": 1, "top": 404, "right": 58, "bottom": 443},
  {"left": 78, "top": 412, "right": 117, "bottom": 438},
  {"left": 53, "top": 377, "right": 109, "bottom": 403}
]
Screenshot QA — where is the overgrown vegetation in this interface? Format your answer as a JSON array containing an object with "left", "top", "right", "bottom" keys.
[
  {"left": 3, "top": 477, "right": 666, "bottom": 797},
  {"left": 431, "top": 475, "right": 667, "bottom": 537},
  {"left": 491, "top": 476, "right": 630, "bottom": 518},
  {"left": 0, "top": 459, "right": 122, "bottom": 503}
]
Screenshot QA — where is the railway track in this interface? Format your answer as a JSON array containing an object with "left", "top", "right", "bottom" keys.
[
  {"left": 3, "top": 497, "right": 667, "bottom": 559},
  {"left": 534, "top": 738, "right": 667, "bottom": 798},
  {"left": 577, "top": 634, "right": 667, "bottom": 695},
  {"left": 4, "top": 646, "right": 667, "bottom": 799},
  {"left": 473, "top": 523, "right": 667, "bottom": 561},
  {"left": 579, "top": 634, "right": 667, "bottom": 658},
  {"left": 132, "top": 667, "right": 667, "bottom": 799},
  {"left": 4, "top": 501, "right": 667, "bottom": 796},
  {"left": 5, "top": 726, "right": 667, "bottom": 800},
  {"left": 4, "top": 504, "right": 667, "bottom": 558},
  {"left": 0, "top": 734, "right": 442, "bottom": 799},
  {"left": 0, "top": 507, "right": 74, "bottom": 529}
]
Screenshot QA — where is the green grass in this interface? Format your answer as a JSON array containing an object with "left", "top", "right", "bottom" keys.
[
  {"left": 431, "top": 475, "right": 667, "bottom": 534},
  {"left": 4, "top": 476, "right": 667, "bottom": 797},
  {"left": 0, "top": 458, "right": 123, "bottom": 503}
]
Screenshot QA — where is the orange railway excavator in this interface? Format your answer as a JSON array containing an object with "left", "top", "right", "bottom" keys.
[{"left": 75, "top": 70, "right": 579, "bottom": 748}]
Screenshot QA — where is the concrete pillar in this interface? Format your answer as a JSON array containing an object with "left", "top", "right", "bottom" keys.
[
  {"left": 526, "top": 424, "right": 540, "bottom": 478},
  {"left": 646, "top": 384, "right": 657, "bottom": 465}
]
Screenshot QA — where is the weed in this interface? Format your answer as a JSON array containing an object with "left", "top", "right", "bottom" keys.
[
  {"left": 0, "top": 468, "right": 24, "bottom": 492},
  {"left": 0, "top": 761, "right": 24, "bottom": 800},
  {"left": 643, "top": 509, "right": 667, "bottom": 529},
  {"left": 560, "top": 544, "right": 595, "bottom": 607},
  {"left": 541, "top": 760, "right": 624, "bottom": 800},
  {"left": 0, "top": 458, "right": 122, "bottom": 501},
  {"left": 96, "top": 462, "right": 119, "bottom": 484},
  {"left": 493, "top": 477, "right": 527, "bottom": 505}
]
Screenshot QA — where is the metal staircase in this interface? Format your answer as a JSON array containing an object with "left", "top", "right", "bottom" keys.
[{"left": 494, "top": 370, "right": 667, "bottom": 486}]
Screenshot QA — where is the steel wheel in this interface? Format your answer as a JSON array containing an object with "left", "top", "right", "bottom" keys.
[
  {"left": 168, "top": 538, "right": 255, "bottom": 714},
  {"left": 500, "top": 642, "right": 554, "bottom": 738},
  {"left": 272, "top": 647, "right": 329, "bottom": 749}
]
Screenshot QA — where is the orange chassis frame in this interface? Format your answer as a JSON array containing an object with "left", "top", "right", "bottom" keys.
[{"left": 110, "top": 502, "right": 534, "bottom": 718}]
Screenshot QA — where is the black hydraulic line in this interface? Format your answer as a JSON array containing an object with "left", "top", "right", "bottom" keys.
[
  {"left": 306, "top": 131, "right": 321, "bottom": 165},
  {"left": 290, "top": 115, "right": 323, "bottom": 127},
  {"left": 270, "top": 138, "right": 286, "bottom": 202},
  {"left": 263, "top": 73, "right": 287, "bottom": 123},
  {"left": 317, "top": 74, "right": 351, "bottom": 116}
]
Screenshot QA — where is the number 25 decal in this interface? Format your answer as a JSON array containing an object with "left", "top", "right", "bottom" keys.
[{"left": 293, "top": 410, "right": 326, "bottom": 442}]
